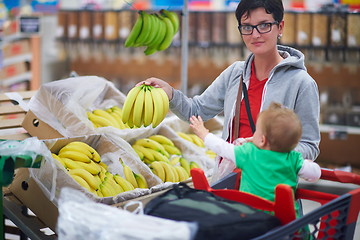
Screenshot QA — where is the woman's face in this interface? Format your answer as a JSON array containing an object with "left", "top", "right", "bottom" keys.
[{"left": 240, "top": 7, "right": 283, "bottom": 56}]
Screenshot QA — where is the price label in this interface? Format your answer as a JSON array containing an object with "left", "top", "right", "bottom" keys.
[{"left": 19, "top": 16, "right": 40, "bottom": 34}]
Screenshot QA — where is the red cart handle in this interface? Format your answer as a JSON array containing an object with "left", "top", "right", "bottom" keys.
[{"left": 321, "top": 168, "right": 360, "bottom": 185}]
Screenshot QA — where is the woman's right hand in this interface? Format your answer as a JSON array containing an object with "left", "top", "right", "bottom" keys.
[{"left": 136, "top": 77, "right": 173, "bottom": 100}]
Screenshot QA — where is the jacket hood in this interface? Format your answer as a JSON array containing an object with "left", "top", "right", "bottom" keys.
[{"left": 242, "top": 45, "right": 307, "bottom": 81}]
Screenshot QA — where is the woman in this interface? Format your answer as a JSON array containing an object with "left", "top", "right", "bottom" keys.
[{"left": 139, "top": 0, "right": 320, "bottom": 181}]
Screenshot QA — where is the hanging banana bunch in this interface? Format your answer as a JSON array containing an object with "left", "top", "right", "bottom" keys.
[{"left": 124, "top": 9, "right": 180, "bottom": 55}]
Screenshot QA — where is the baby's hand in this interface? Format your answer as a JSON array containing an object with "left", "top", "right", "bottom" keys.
[{"left": 189, "top": 116, "right": 209, "bottom": 141}]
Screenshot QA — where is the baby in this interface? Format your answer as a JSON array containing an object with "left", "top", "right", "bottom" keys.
[{"left": 189, "top": 102, "right": 321, "bottom": 208}]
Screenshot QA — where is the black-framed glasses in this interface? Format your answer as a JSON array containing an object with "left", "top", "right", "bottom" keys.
[{"left": 238, "top": 21, "right": 279, "bottom": 35}]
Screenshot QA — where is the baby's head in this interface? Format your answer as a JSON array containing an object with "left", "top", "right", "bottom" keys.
[{"left": 254, "top": 102, "right": 302, "bottom": 152}]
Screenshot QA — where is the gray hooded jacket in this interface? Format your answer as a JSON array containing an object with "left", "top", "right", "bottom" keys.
[{"left": 170, "top": 45, "right": 320, "bottom": 160}]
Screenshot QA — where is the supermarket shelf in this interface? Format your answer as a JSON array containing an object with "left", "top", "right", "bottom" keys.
[
  {"left": 1, "top": 72, "right": 32, "bottom": 87},
  {"left": 320, "top": 124, "right": 360, "bottom": 135},
  {"left": 2, "top": 53, "right": 32, "bottom": 67}
]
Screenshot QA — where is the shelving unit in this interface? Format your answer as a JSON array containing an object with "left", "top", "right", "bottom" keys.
[{"left": 1, "top": 33, "right": 41, "bottom": 92}]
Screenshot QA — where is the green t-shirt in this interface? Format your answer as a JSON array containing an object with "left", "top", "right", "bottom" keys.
[{"left": 234, "top": 142, "right": 304, "bottom": 203}]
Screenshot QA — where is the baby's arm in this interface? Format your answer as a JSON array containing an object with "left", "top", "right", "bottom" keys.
[
  {"left": 298, "top": 160, "right": 321, "bottom": 182},
  {"left": 190, "top": 116, "right": 236, "bottom": 162}
]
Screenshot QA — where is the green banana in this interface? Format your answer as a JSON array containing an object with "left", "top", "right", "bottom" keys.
[
  {"left": 158, "top": 16, "right": 174, "bottom": 51},
  {"left": 124, "top": 11, "right": 143, "bottom": 48},
  {"left": 134, "top": 11, "right": 152, "bottom": 46},
  {"left": 160, "top": 9, "right": 180, "bottom": 33}
]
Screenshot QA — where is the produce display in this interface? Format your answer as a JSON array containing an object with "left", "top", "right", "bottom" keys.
[
  {"left": 177, "top": 131, "right": 217, "bottom": 159},
  {"left": 122, "top": 84, "right": 169, "bottom": 128},
  {"left": 125, "top": 9, "right": 180, "bottom": 55},
  {"left": 131, "top": 134, "right": 204, "bottom": 183},
  {"left": 87, "top": 106, "right": 129, "bottom": 129},
  {"left": 51, "top": 141, "right": 145, "bottom": 198}
]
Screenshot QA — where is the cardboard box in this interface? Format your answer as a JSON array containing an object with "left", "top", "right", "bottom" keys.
[
  {"left": 10, "top": 168, "right": 59, "bottom": 232},
  {"left": 22, "top": 110, "right": 64, "bottom": 140},
  {"left": 0, "top": 62, "right": 27, "bottom": 80},
  {"left": 9, "top": 134, "right": 157, "bottom": 233},
  {"left": 2, "top": 39, "right": 31, "bottom": 58}
]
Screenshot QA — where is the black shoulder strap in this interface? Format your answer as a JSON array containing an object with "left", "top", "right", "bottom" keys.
[{"left": 242, "top": 81, "right": 256, "bottom": 134}]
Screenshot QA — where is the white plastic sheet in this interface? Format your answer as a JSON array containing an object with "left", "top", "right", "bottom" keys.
[{"left": 57, "top": 188, "right": 197, "bottom": 240}]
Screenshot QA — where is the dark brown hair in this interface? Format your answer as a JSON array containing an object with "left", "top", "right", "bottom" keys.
[{"left": 235, "top": 0, "right": 284, "bottom": 25}]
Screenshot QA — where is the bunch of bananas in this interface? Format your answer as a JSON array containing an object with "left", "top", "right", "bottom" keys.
[
  {"left": 131, "top": 135, "right": 202, "bottom": 183},
  {"left": 177, "top": 131, "right": 217, "bottom": 159},
  {"left": 122, "top": 84, "right": 169, "bottom": 128},
  {"left": 132, "top": 137, "right": 170, "bottom": 164},
  {"left": 87, "top": 106, "right": 129, "bottom": 129},
  {"left": 120, "top": 159, "right": 149, "bottom": 189},
  {"left": 177, "top": 132, "right": 205, "bottom": 147},
  {"left": 124, "top": 9, "right": 179, "bottom": 55},
  {"left": 51, "top": 141, "right": 137, "bottom": 197}
]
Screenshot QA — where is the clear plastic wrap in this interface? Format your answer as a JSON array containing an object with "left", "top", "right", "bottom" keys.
[
  {"left": 57, "top": 187, "right": 197, "bottom": 240},
  {"left": 27, "top": 76, "right": 127, "bottom": 138}
]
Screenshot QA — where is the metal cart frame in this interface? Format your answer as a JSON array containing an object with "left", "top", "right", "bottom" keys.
[{"left": 191, "top": 168, "right": 360, "bottom": 239}]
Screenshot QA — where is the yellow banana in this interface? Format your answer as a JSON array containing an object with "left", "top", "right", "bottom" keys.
[
  {"left": 99, "top": 181, "right": 116, "bottom": 197},
  {"left": 62, "top": 157, "right": 81, "bottom": 170},
  {"left": 190, "top": 161, "right": 201, "bottom": 170},
  {"left": 105, "top": 172, "right": 124, "bottom": 194},
  {"left": 150, "top": 88, "right": 165, "bottom": 128},
  {"left": 134, "top": 173, "right": 148, "bottom": 189},
  {"left": 113, "top": 174, "right": 135, "bottom": 192},
  {"left": 163, "top": 144, "right": 182, "bottom": 156},
  {"left": 108, "top": 110, "right": 127, "bottom": 129},
  {"left": 206, "top": 149, "right": 217, "bottom": 159},
  {"left": 132, "top": 144, "right": 155, "bottom": 162},
  {"left": 170, "top": 156, "right": 181, "bottom": 166},
  {"left": 124, "top": 11, "right": 143, "bottom": 48},
  {"left": 52, "top": 153, "right": 66, "bottom": 168},
  {"left": 65, "top": 141, "right": 101, "bottom": 163},
  {"left": 59, "top": 144, "right": 93, "bottom": 159},
  {"left": 143, "top": 86, "right": 154, "bottom": 127},
  {"left": 175, "top": 165, "right": 189, "bottom": 182},
  {"left": 148, "top": 148, "right": 169, "bottom": 162},
  {"left": 131, "top": 145, "right": 144, "bottom": 160},
  {"left": 159, "top": 161, "right": 176, "bottom": 182},
  {"left": 149, "top": 134, "right": 174, "bottom": 146},
  {"left": 171, "top": 165, "right": 179, "bottom": 182},
  {"left": 134, "top": 138, "right": 167, "bottom": 156},
  {"left": 150, "top": 161, "right": 166, "bottom": 182},
  {"left": 77, "top": 160, "right": 101, "bottom": 175},
  {"left": 180, "top": 157, "right": 191, "bottom": 176},
  {"left": 189, "top": 134, "right": 205, "bottom": 147},
  {"left": 96, "top": 189, "right": 103, "bottom": 198},
  {"left": 177, "top": 131, "right": 194, "bottom": 142},
  {"left": 93, "top": 109, "right": 120, "bottom": 128},
  {"left": 132, "top": 86, "right": 146, "bottom": 128},
  {"left": 98, "top": 161, "right": 108, "bottom": 170},
  {"left": 58, "top": 150, "right": 91, "bottom": 163},
  {"left": 87, "top": 112, "right": 114, "bottom": 128},
  {"left": 157, "top": 87, "right": 169, "bottom": 121},
  {"left": 71, "top": 175, "right": 93, "bottom": 192},
  {"left": 68, "top": 168, "right": 101, "bottom": 190},
  {"left": 122, "top": 163, "right": 138, "bottom": 188},
  {"left": 122, "top": 86, "right": 142, "bottom": 124},
  {"left": 99, "top": 170, "right": 106, "bottom": 181}
]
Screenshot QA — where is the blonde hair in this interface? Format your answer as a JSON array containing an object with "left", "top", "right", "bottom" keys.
[{"left": 258, "top": 102, "right": 302, "bottom": 152}]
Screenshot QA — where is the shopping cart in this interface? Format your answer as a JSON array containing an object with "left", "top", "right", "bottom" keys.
[{"left": 191, "top": 168, "right": 360, "bottom": 240}]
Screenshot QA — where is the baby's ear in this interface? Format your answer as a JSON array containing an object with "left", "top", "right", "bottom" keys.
[{"left": 260, "top": 135, "right": 267, "bottom": 147}]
